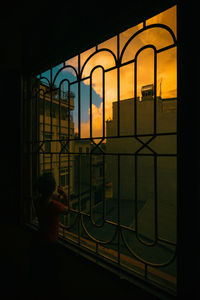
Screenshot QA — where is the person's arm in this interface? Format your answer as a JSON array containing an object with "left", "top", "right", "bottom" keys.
[{"left": 57, "top": 187, "right": 72, "bottom": 211}]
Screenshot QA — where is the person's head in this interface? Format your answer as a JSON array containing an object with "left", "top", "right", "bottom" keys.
[{"left": 36, "top": 172, "right": 56, "bottom": 199}]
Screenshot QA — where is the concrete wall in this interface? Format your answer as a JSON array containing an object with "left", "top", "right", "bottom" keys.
[{"left": 106, "top": 97, "right": 177, "bottom": 242}]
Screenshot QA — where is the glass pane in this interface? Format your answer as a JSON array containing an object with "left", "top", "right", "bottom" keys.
[
  {"left": 91, "top": 68, "right": 103, "bottom": 138},
  {"left": 121, "top": 27, "right": 174, "bottom": 64},
  {"left": 105, "top": 69, "right": 117, "bottom": 137},
  {"left": 65, "top": 55, "right": 79, "bottom": 72},
  {"left": 80, "top": 47, "right": 96, "bottom": 75},
  {"left": 82, "top": 50, "right": 115, "bottom": 78},
  {"left": 81, "top": 79, "right": 90, "bottom": 138},
  {"left": 120, "top": 22, "right": 143, "bottom": 56},
  {"left": 146, "top": 5, "right": 177, "bottom": 38},
  {"left": 98, "top": 35, "right": 117, "bottom": 58}
]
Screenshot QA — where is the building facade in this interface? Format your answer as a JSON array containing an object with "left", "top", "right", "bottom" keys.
[
  {"left": 38, "top": 83, "right": 75, "bottom": 196},
  {"left": 106, "top": 87, "right": 177, "bottom": 243}
]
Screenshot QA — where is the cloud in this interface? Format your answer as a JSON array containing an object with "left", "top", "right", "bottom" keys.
[
  {"left": 81, "top": 99, "right": 113, "bottom": 139},
  {"left": 80, "top": 102, "right": 103, "bottom": 138},
  {"left": 157, "top": 47, "right": 177, "bottom": 98},
  {"left": 65, "top": 6, "right": 177, "bottom": 137},
  {"left": 80, "top": 46, "right": 176, "bottom": 138}
]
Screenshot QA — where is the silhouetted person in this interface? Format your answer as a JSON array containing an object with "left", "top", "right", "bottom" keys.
[{"left": 28, "top": 172, "right": 71, "bottom": 298}]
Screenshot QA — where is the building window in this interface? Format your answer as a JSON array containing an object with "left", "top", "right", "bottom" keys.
[{"left": 30, "top": 5, "right": 177, "bottom": 297}]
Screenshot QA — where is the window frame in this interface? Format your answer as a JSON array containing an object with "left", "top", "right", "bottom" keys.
[{"left": 24, "top": 4, "right": 178, "bottom": 298}]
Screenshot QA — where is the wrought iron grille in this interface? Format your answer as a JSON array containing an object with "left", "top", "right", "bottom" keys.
[{"left": 28, "top": 5, "right": 177, "bottom": 296}]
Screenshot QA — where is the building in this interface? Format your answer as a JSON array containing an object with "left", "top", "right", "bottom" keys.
[
  {"left": 141, "top": 84, "right": 154, "bottom": 100},
  {"left": 38, "top": 83, "right": 75, "bottom": 196},
  {"left": 106, "top": 86, "right": 177, "bottom": 243},
  {"left": 72, "top": 139, "right": 106, "bottom": 220}
]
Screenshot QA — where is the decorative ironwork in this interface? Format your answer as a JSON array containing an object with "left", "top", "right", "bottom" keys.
[{"left": 28, "top": 6, "right": 177, "bottom": 296}]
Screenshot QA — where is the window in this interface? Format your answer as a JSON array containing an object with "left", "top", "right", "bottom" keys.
[{"left": 30, "top": 5, "right": 177, "bottom": 297}]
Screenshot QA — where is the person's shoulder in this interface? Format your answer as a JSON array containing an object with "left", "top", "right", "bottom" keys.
[
  {"left": 51, "top": 200, "right": 66, "bottom": 213},
  {"left": 51, "top": 200, "right": 64, "bottom": 207}
]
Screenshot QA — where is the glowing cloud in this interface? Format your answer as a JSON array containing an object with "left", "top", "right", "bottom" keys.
[{"left": 66, "top": 6, "right": 177, "bottom": 138}]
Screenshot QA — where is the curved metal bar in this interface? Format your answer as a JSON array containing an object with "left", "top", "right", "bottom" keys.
[
  {"left": 121, "top": 230, "right": 176, "bottom": 268},
  {"left": 89, "top": 65, "right": 106, "bottom": 227},
  {"left": 89, "top": 68, "right": 106, "bottom": 230},
  {"left": 58, "top": 78, "right": 70, "bottom": 88},
  {"left": 136, "top": 234, "right": 157, "bottom": 247},
  {"left": 80, "top": 48, "right": 117, "bottom": 79},
  {"left": 90, "top": 64, "right": 105, "bottom": 75},
  {"left": 120, "top": 23, "right": 177, "bottom": 63},
  {"left": 90, "top": 65, "right": 106, "bottom": 139},
  {"left": 60, "top": 212, "right": 79, "bottom": 231},
  {"left": 134, "top": 44, "right": 157, "bottom": 136},
  {"left": 89, "top": 194, "right": 105, "bottom": 228},
  {"left": 135, "top": 44, "right": 157, "bottom": 60},
  {"left": 80, "top": 214, "right": 118, "bottom": 245},
  {"left": 89, "top": 65, "right": 105, "bottom": 140},
  {"left": 158, "top": 236, "right": 176, "bottom": 247},
  {"left": 52, "top": 65, "right": 78, "bottom": 86},
  {"left": 58, "top": 78, "right": 71, "bottom": 101},
  {"left": 39, "top": 76, "right": 51, "bottom": 87},
  {"left": 90, "top": 190, "right": 105, "bottom": 228},
  {"left": 89, "top": 192, "right": 105, "bottom": 228}
]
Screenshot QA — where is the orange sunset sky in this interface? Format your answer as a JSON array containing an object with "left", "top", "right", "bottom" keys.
[{"left": 64, "top": 5, "right": 177, "bottom": 138}]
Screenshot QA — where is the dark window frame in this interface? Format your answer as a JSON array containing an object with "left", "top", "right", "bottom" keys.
[{"left": 23, "top": 4, "right": 184, "bottom": 298}]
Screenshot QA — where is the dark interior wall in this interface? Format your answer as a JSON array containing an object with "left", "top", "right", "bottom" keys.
[
  {"left": 0, "top": 3, "right": 22, "bottom": 222},
  {"left": 21, "top": 1, "right": 177, "bottom": 74},
  {"left": 0, "top": 72, "right": 22, "bottom": 224},
  {"left": 177, "top": 5, "right": 197, "bottom": 298},
  {"left": 0, "top": 73, "right": 21, "bottom": 223},
  {"left": 1, "top": 224, "right": 160, "bottom": 299}
]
